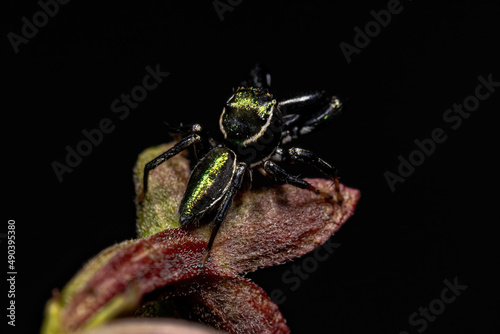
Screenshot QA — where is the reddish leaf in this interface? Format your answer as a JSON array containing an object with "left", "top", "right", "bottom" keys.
[
  {"left": 147, "top": 275, "right": 290, "bottom": 334},
  {"left": 134, "top": 143, "right": 361, "bottom": 274},
  {"left": 187, "top": 275, "right": 290, "bottom": 334},
  {"left": 210, "top": 180, "right": 360, "bottom": 274},
  {"left": 85, "top": 318, "right": 227, "bottom": 334},
  {"left": 50, "top": 143, "right": 360, "bottom": 333},
  {"left": 61, "top": 228, "right": 219, "bottom": 332}
]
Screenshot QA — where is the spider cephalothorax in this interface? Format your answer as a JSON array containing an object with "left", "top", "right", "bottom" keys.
[
  {"left": 140, "top": 64, "right": 344, "bottom": 264},
  {"left": 220, "top": 87, "right": 282, "bottom": 166}
]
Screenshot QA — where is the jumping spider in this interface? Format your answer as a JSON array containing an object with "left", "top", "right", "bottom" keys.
[{"left": 139, "top": 64, "right": 344, "bottom": 265}]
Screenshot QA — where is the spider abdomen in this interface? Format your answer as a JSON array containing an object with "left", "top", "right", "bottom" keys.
[{"left": 178, "top": 147, "right": 237, "bottom": 226}]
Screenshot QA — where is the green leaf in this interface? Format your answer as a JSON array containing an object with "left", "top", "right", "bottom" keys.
[{"left": 134, "top": 143, "right": 192, "bottom": 237}]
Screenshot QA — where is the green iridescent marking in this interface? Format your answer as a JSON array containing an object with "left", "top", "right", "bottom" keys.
[
  {"left": 183, "top": 151, "right": 230, "bottom": 215},
  {"left": 230, "top": 88, "right": 275, "bottom": 119}
]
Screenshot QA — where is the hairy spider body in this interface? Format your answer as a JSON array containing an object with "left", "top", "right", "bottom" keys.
[{"left": 140, "top": 64, "right": 344, "bottom": 264}]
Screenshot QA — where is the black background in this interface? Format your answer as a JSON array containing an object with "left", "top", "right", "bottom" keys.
[{"left": 3, "top": 0, "right": 499, "bottom": 333}]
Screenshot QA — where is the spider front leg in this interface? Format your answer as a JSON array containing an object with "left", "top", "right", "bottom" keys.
[
  {"left": 279, "top": 92, "right": 343, "bottom": 144},
  {"left": 139, "top": 133, "right": 202, "bottom": 203},
  {"left": 272, "top": 147, "right": 343, "bottom": 204}
]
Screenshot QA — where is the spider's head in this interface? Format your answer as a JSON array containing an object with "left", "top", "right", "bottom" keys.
[
  {"left": 219, "top": 87, "right": 282, "bottom": 165},
  {"left": 220, "top": 87, "right": 277, "bottom": 145}
]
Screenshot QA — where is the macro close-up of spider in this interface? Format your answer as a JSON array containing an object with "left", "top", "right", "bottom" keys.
[
  {"left": 7, "top": 1, "right": 498, "bottom": 333},
  {"left": 139, "top": 64, "right": 345, "bottom": 264}
]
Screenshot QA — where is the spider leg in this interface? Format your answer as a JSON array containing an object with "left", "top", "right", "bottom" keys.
[
  {"left": 199, "top": 163, "right": 247, "bottom": 266},
  {"left": 164, "top": 122, "right": 214, "bottom": 162},
  {"left": 298, "top": 96, "right": 342, "bottom": 135},
  {"left": 139, "top": 133, "right": 202, "bottom": 203},
  {"left": 164, "top": 122, "right": 203, "bottom": 136},
  {"left": 278, "top": 90, "right": 327, "bottom": 116},
  {"left": 276, "top": 147, "right": 343, "bottom": 204},
  {"left": 279, "top": 92, "right": 343, "bottom": 144},
  {"left": 263, "top": 160, "right": 333, "bottom": 201}
]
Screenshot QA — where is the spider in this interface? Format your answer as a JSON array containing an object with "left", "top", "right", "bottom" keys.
[{"left": 139, "top": 64, "right": 344, "bottom": 265}]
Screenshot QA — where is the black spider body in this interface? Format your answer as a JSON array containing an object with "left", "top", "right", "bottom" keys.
[
  {"left": 220, "top": 87, "right": 283, "bottom": 166},
  {"left": 140, "top": 64, "right": 344, "bottom": 264}
]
